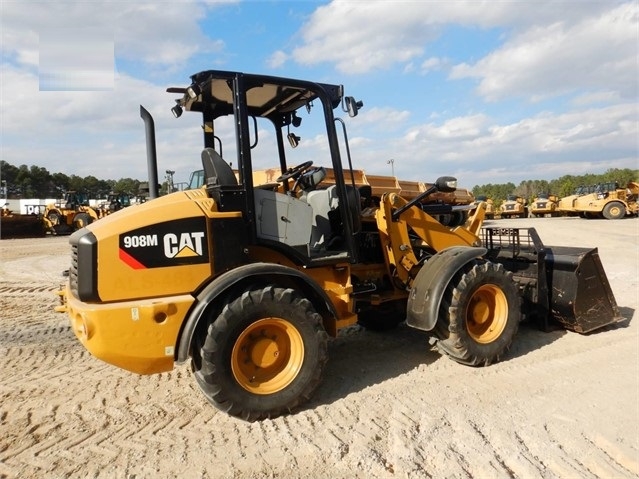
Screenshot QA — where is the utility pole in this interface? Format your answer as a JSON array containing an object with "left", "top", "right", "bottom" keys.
[{"left": 387, "top": 159, "right": 395, "bottom": 177}]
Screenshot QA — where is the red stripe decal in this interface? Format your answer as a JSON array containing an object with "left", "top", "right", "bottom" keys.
[{"left": 119, "top": 248, "right": 146, "bottom": 269}]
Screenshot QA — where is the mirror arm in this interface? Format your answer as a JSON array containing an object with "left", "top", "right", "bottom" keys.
[{"left": 391, "top": 185, "right": 438, "bottom": 222}]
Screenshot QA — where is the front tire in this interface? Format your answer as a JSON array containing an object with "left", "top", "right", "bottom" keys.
[
  {"left": 193, "top": 286, "right": 328, "bottom": 421},
  {"left": 434, "top": 261, "right": 520, "bottom": 366},
  {"left": 602, "top": 202, "right": 625, "bottom": 220},
  {"left": 47, "top": 211, "right": 60, "bottom": 225}
]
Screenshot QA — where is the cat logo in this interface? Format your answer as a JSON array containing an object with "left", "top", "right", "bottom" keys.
[
  {"left": 163, "top": 232, "right": 205, "bottom": 258},
  {"left": 119, "top": 217, "right": 209, "bottom": 269}
]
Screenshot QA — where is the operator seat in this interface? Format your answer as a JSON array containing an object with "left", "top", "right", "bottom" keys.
[
  {"left": 306, "top": 186, "right": 339, "bottom": 248},
  {"left": 307, "top": 185, "right": 361, "bottom": 251},
  {"left": 201, "top": 148, "right": 237, "bottom": 187}
]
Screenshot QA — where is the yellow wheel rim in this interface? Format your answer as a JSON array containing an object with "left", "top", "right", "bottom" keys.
[
  {"left": 465, "top": 284, "right": 508, "bottom": 344},
  {"left": 609, "top": 206, "right": 621, "bottom": 217},
  {"left": 231, "top": 318, "right": 304, "bottom": 394}
]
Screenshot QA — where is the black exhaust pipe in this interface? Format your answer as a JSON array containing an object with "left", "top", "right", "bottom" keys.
[{"left": 140, "top": 105, "right": 159, "bottom": 199}]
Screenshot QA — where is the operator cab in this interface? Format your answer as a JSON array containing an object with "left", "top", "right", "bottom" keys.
[{"left": 169, "top": 70, "right": 364, "bottom": 265}]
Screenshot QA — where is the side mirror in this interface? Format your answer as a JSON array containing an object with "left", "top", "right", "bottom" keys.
[
  {"left": 435, "top": 176, "right": 457, "bottom": 193},
  {"left": 291, "top": 112, "right": 302, "bottom": 127},
  {"left": 345, "top": 96, "right": 364, "bottom": 117},
  {"left": 287, "top": 132, "right": 300, "bottom": 148}
]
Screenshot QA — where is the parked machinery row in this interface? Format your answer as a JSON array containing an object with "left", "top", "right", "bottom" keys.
[{"left": 475, "top": 181, "right": 638, "bottom": 220}]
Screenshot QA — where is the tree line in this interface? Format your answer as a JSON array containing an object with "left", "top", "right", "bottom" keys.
[
  {"left": 472, "top": 168, "right": 638, "bottom": 207},
  {"left": 1, "top": 160, "right": 636, "bottom": 203},
  {"left": 0, "top": 161, "right": 177, "bottom": 199}
]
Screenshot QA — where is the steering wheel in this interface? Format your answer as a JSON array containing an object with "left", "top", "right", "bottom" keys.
[{"left": 276, "top": 160, "right": 313, "bottom": 183}]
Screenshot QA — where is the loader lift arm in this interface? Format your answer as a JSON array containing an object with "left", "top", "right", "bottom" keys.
[{"left": 375, "top": 181, "right": 485, "bottom": 290}]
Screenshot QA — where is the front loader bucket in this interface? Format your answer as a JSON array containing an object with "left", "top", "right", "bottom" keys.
[
  {"left": 0, "top": 215, "right": 46, "bottom": 239},
  {"left": 482, "top": 228, "right": 624, "bottom": 334},
  {"left": 545, "top": 246, "right": 623, "bottom": 333}
]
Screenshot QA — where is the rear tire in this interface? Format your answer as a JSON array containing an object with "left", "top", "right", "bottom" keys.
[
  {"left": 602, "top": 202, "right": 625, "bottom": 220},
  {"left": 74, "top": 212, "right": 92, "bottom": 229},
  {"left": 449, "top": 211, "right": 467, "bottom": 227},
  {"left": 434, "top": 261, "right": 520, "bottom": 366},
  {"left": 193, "top": 286, "right": 328, "bottom": 421}
]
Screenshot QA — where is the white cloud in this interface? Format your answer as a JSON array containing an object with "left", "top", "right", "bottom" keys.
[
  {"left": 347, "top": 102, "right": 637, "bottom": 186},
  {"left": 289, "top": 1, "right": 619, "bottom": 74},
  {"left": 450, "top": 2, "right": 638, "bottom": 102},
  {"left": 282, "top": 1, "right": 638, "bottom": 186},
  {"left": 354, "top": 107, "right": 411, "bottom": 130},
  {"left": 39, "top": 26, "right": 115, "bottom": 91},
  {"left": 404, "top": 114, "right": 489, "bottom": 142},
  {"left": 1, "top": 64, "right": 206, "bottom": 181},
  {"left": 292, "top": 2, "right": 436, "bottom": 73},
  {"left": 1, "top": 1, "right": 232, "bottom": 70},
  {"left": 420, "top": 57, "right": 446, "bottom": 74},
  {"left": 287, "top": 0, "right": 637, "bottom": 126},
  {"left": 2, "top": 0, "right": 636, "bottom": 190},
  {"left": 2, "top": 66, "right": 157, "bottom": 133},
  {"left": 571, "top": 91, "right": 621, "bottom": 107},
  {"left": 267, "top": 50, "right": 288, "bottom": 69}
]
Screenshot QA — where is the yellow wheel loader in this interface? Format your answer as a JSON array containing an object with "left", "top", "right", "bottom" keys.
[
  {"left": 97, "top": 192, "right": 133, "bottom": 216},
  {"left": 57, "top": 70, "right": 623, "bottom": 421},
  {"left": 43, "top": 191, "right": 101, "bottom": 235}
]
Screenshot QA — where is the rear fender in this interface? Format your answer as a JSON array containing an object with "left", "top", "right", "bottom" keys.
[
  {"left": 407, "top": 246, "right": 487, "bottom": 331},
  {"left": 175, "top": 262, "right": 338, "bottom": 363}
]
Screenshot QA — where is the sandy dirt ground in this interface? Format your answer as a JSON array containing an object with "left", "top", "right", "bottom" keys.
[{"left": 0, "top": 217, "right": 637, "bottom": 479}]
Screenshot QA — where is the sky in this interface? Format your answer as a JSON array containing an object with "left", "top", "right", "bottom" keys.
[{"left": 1, "top": 0, "right": 638, "bottom": 189}]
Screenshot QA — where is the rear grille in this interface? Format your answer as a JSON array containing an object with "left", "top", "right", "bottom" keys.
[
  {"left": 69, "top": 243, "right": 79, "bottom": 297},
  {"left": 68, "top": 229, "right": 100, "bottom": 301}
]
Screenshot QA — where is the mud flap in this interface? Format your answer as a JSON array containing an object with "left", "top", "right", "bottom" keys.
[
  {"left": 406, "top": 246, "right": 487, "bottom": 332},
  {"left": 545, "top": 246, "right": 623, "bottom": 333}
]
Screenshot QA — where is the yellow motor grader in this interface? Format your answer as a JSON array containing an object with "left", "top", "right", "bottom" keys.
[{"left": 57, "top": 70, "right": 623, "bottom": 421}]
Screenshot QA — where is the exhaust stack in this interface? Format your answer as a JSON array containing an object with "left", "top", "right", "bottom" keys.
[{"left": 139, "top": 105, "right": 159, "bottom": 199}]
